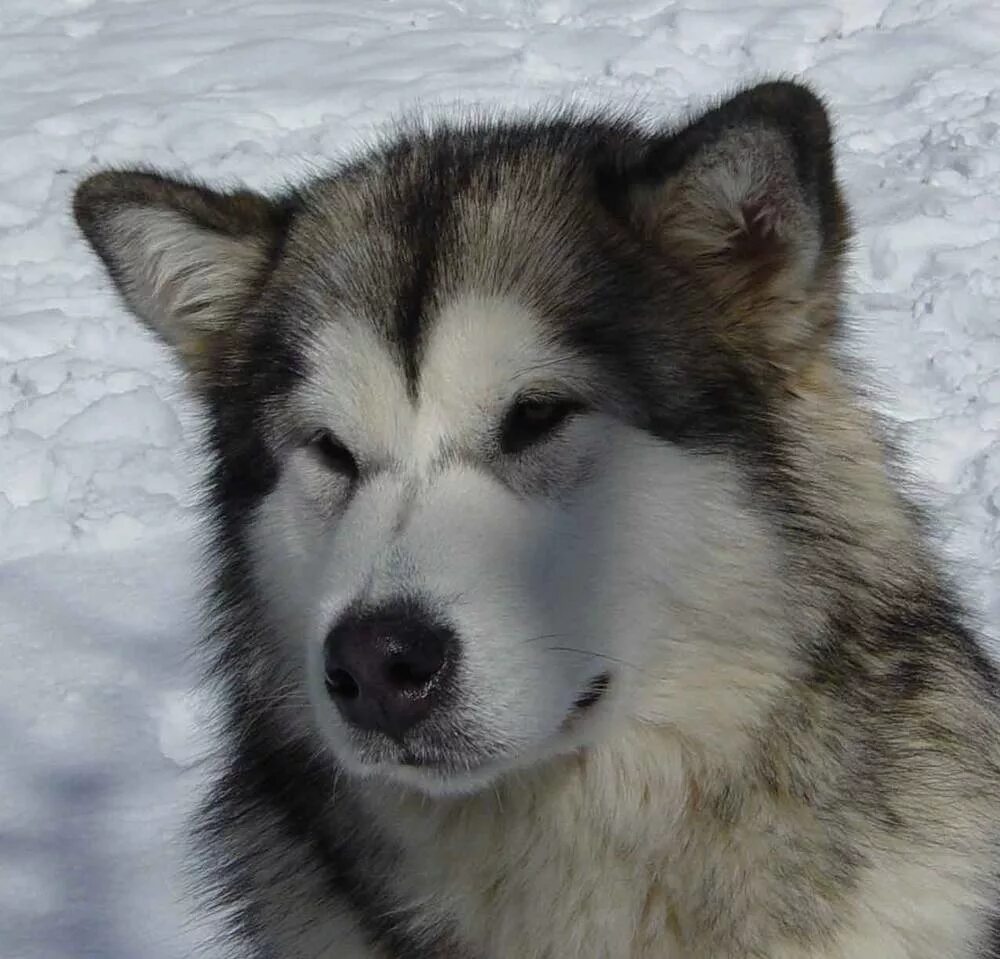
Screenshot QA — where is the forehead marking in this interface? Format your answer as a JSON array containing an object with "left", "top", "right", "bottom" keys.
[
  {"left": 301, "top": 294, "right": 577, "bottom": 476},
  {"left": 392, "top": 177, "right": 453, "bottom": 399}
]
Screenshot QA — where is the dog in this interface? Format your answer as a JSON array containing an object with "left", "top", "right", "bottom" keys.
[{"left": 73, "top": 80, "right": 1000, "bottom": 958}]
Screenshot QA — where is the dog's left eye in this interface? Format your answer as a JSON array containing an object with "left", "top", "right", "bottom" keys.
[
  {"left": 501, "top": 396, "right": 583, "bottom": 455},
  {"left": 305, "top": 430, "right": 359, "bottom": 481}
]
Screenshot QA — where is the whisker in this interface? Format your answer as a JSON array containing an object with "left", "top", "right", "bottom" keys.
[
  {"left": 544, "top": 645, "right": 646, "bottom": 674},
  {"left": 518, "top": 632, "right": 572, "bottom": 647}
]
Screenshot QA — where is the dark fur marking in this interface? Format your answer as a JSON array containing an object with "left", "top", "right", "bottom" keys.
[
  {"left": 393, "top": 186, "right": 443, "bottom": 398},
  {"left": 804, "top": 590, "right": 1000, "bottom": 838},
  {"left": 986, "top": 910, "right": 1000, "bottom": 958},
  {"left": 203, "top": 325, "right": 299, "bottom": 529},
  {"left": 231, "top": 732, "right": 456, "bottom": 957}
]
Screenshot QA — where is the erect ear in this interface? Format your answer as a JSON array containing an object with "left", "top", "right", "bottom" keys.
[
  {"left": 634, "top": 81, "right": 850, "bottom": 370},
  {"left": 73, "top": 170, "right": 295, "bottom": 379}
]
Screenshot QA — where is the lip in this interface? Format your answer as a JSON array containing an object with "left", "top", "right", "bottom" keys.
[
  {"left": 355, "top": 735, "right": 503, "bottom": 776},
  {"left": 395, "top": 741, "right": 504, "bottom": 772},
  {"left": 344, "top": 673, "right": 614, "bottom": 780}
]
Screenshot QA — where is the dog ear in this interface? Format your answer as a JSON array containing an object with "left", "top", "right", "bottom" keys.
[
  {"left": 73, "top": 170, "right": 294, "bottom": 380},
  {"left": 634, "top": 81, "right": 850, "bottom": 370}
]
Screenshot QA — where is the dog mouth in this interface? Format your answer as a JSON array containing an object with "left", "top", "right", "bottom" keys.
[
  {"left": 393, "top": 741, "right": 511, "bottom": 779},
  {"left": 354, "top": 731, "right": 508, "bottom": 776},
  {"left": 349, "top": 672, "right": 614, "bottom": 779}
]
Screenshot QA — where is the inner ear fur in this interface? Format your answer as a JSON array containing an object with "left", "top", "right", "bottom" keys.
[
  {"left": 634, "top": 81, "right": 851, "bottom": 371},
  {"left": 73, "top": 169, "right": 295, "bottom": 380}
]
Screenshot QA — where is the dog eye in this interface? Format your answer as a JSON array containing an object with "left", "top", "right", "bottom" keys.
[
  {"left": 501, "top": 396, "right": 583, "bottom": 455},
  {"left": 305, "top": 430, "right": 359, "bottom": 480}
]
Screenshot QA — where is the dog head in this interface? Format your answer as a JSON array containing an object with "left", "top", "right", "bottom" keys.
[{"left": 75, "top": 82, "right": 848, "bottom": 795}]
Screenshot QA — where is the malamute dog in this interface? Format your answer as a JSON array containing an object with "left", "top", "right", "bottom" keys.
[{"left": 74, "top": 81, "right": 1000, "bottom": 958}]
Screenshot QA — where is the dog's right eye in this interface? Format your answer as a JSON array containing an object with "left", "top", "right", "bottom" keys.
[
  {"left": 500, "top": 395, "right": 583, "bottom": 455},
  {"left": 305, "top": 430, "right": 359, "bottom": 481}
]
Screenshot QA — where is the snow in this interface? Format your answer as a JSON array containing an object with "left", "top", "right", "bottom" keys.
[{"left": 1, "top": 0, "right": 998, "bottom": 956}]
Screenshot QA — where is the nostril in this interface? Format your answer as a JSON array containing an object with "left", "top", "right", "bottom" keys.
[{"left": 325, "top": 667, "right": 360, "bottom": 700}]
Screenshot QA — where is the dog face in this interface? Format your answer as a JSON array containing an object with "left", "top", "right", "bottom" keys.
[{"left": 74, "top": 82, "right": 847, "bottom": 795}]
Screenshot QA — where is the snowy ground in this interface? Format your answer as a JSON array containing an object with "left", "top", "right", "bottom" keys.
[{"left": 2, "top": 0, "right": 998, "bottom": 956}]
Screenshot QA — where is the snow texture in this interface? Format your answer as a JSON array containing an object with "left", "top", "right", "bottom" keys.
[{"left": 1, "top": 1, "right": 998, "bottom": 956}]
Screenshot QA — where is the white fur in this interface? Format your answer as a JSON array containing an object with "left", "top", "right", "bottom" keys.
[{"left": 251, "top": 293, "right": 789, "bottom": 797}]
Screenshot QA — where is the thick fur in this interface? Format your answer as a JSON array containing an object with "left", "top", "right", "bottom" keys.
[{"left": 74, "top": 81, "right": 1000, "bottom": 958}]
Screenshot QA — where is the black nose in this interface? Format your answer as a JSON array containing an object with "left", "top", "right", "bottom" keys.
[{"left": 323, "top": 602, "right": 456, "bottom": 739}]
